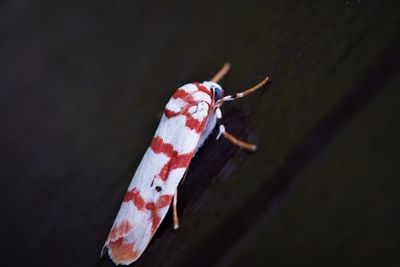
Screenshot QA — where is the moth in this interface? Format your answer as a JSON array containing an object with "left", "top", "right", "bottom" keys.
[{"left": 101, "top": 63, "right": 269, "bottom": 265}]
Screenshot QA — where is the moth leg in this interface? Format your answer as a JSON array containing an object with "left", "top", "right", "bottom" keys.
[
  {"left": 173, "top": 191, "right": 179, "bottom": 230},
  {"left": 215, "top": 108, "right": 257, "bottom": 151},
  {"left": 221, "top": 77, "right": 269, "bottom": 102}
]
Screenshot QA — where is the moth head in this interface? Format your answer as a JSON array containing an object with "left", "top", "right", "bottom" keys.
[{"left": 202, "top": 81, "right": 224, "bottom": 102}]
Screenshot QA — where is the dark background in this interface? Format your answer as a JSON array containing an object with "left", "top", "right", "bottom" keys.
[{"left": 1, "top": 1, "right": 400, "bottom": 266}]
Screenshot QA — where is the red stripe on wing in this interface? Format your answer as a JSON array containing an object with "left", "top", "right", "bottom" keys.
[
  {"left": 123, "top": 188, "right": 145, "bottom": 210},
  {"left": 172, "top": 89, "right": 195, "bottom": 102},
  {"left": 164, "top": 108, "right": 178, "bottom": 118},
  {"left": 151, "top": 136, "right": 175, "bottom": 157},
  {"left": 109, "top": 220, "right": 133, "bottom": 241},
  {"left": 159, "top": 153, "right": 193, "bottom": 180},
  {"left": 193, "top": 82, "right": 213, "bottom": 98},
  {"left": 145, "top": 194, "right": 173, "bottom": 235}
]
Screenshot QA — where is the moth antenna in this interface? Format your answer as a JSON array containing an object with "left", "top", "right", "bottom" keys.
[
  {"left": 211, "top": 63, "right": 231, "bottom": 83},
  {"left": 222, "top": 76, "right": 270, "bottom": 102}
]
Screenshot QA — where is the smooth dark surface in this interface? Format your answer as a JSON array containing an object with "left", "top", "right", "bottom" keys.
[{"left": 1, "top": 1, "right": 400, "bottom": 267}]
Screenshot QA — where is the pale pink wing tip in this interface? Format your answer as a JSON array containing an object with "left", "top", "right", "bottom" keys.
[{"left": 102, "top": 239, "right": 141, "bottom": 265}]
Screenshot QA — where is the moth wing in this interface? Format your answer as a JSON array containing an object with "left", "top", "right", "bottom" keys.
[
  {"left": 103, "top": 87, "right": 212, "bottom": 265},
  {"left": 164, "top": 83, "right": 210, "bottom": 118}
]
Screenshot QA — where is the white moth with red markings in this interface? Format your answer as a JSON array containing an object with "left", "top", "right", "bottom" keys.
[{"left": 101, "top": 63, "right": 269, "bottom": 265}]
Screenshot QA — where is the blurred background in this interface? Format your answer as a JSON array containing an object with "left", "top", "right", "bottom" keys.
[{"left": 1, "top": 0, "right": 399, "bottom": 266}]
